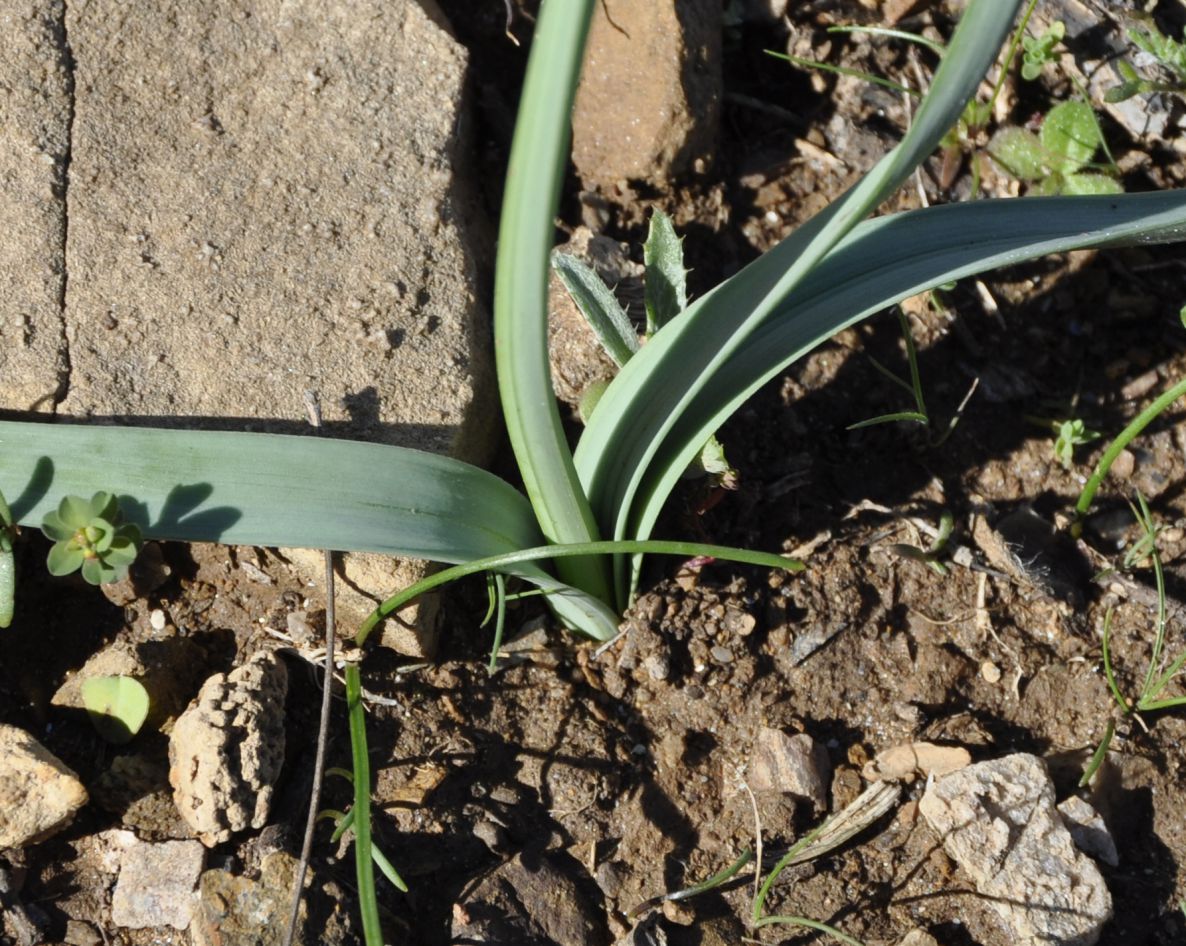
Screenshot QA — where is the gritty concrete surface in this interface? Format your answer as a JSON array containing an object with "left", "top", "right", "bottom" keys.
[
  {"left": 573, "top": 0, "right": 721, "bottom": 187},
  {"left": 0, "top": 0, "right": 71, "bottom": 411},
  {"left": 0, "top": 0, "right": 499, "bottom": 651},
  {"left": 61, "top": 0, "right": 493, "bottom": 460}
]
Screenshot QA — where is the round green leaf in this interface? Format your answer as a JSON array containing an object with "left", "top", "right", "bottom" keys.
[
  {"left": 1062, "top": 173, "right": 1123, "bottom": 196},
  {"left": 987, "top": 127, "right": 1046, "bottom": 181},
  {"left": 1041, "top": 101, "right": 1102, "bottom": 172},
  {"left": 40, "top": 510, "right": 75, "bottom": 542},
  {"left": 56, "top": 494, "right": 95, "bottom": 530},
  {"left": 81, "top": 675, "right": 150, "bottom": 744}
]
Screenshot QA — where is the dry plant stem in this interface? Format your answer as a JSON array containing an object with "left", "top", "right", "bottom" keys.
[{"left": 284, "top": 394, "right": 339, "bottom": 946}]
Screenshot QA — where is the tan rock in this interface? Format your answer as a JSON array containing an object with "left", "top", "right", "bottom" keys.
[
  {"left": 747, "top": 728, "right": 831, "bottom": 808},
  {"left": 0, "top": 0, "right": 71, "bottom": 411},
  {"left": 862, "top": 741, "right": 971, "bottom": 783},
  {"left": 0, "top": 724, "right": 88, "bottom": 847},
  {"left": 111, "top": 838, "right": 205, "bottom": 930},
  {"left": 573, "top": 0, "right": 721, "bottom": 186}
]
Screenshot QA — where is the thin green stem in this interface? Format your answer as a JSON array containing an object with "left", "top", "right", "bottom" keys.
[
  {"left": 986, "top": 0, "right": 1040, "bottom": 117},
  {"left": 1101, "top": 608, "right": 1129, "bottom": 713},
  {"left": 1076, "top": 376, "right": 1186, "bottom": 525},
  {"left": 751, "top": 916, "right": 865, "bottom": 946},
  {"left": 1079, "top": 719, "right": 1115, "bottom": 788},
  {"left": 357, "top": 540, "right": 803, "bottom": 646},
  {"left": 826, "top": 25, "right": 947, "bottom": 57},
  {"left": 345, "top": 665, "right": 383, "bottom": 946},
  {"left": 752, "top": 819, "right": 830, "bottom": 924},
  {"left": 772, "top": 52, "right": 919, "bottom": 98}
]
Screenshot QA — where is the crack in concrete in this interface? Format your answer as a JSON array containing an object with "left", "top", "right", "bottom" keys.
[{"left": 51, "top": 0, "right": 74, "bottom": 412}]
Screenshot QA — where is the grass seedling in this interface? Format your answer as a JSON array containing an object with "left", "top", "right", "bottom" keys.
[
  {"left": 628, "top": 783, "right": 898, "bottom": 945},
  {"left": 1083, "top": 494, "right": 1186, "bottom": 784},
  {"left": 1075, "top": 376, "right": 1186, "bottom": 532},
  {"left": 887, "top": 510, "right": 955, "bottom": 577}
]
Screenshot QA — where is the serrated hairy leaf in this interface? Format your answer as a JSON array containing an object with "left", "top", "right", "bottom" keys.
[{"left": 643, "top": 209, "right": 688, "bottom": 334}]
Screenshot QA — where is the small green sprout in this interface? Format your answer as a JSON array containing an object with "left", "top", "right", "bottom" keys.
[
  {"left": 1105, "top": 17, "right": 1186, "bottom": 104},
  {"left": 1052, "top": 418, "right": 1102, "bottom": 469},
  {"left": 988, "top": 100, "right": 1121, "bottom": 196},
  {"left": 82, "top": 675, "right": 150, "bottom": 744},
  {"left": 1020, "top": 20, "right": 1064, "bottom": 80},
  {"left": 41, "top": 492, "right": 142, "bottom": 585},
  {"left": 888, "top": 511, "right": 955, "bottom": 576}
]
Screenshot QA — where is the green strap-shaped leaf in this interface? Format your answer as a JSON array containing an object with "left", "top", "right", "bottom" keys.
[
  {"left": 643, "top": 209, "right": 688, "bottom": 333},
  {"left": 622, "top": 191, "right": 1186, "bottom": 552},
  {"left": 494, "top": 0, "right": 613, "bottom": 603},
  {"left": 551, "top": 251, "right": 639, "bottom": 368},
  {"left": 0, "top": 421, "right": 620, "bottom": 639},
  {"left": 575, "top": 0, "right": 1025, "bottom": 602}
]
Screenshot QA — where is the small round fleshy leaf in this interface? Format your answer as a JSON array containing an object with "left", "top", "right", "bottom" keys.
[
  {"left": 82, "top": 675, "right": 150, "bottom": 743},
  {"left": 46, "top": 542, "right": 85, "bottom": 577}
]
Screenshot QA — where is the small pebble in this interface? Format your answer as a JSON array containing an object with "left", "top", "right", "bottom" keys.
[
  {"left": 149, "top": 609, "right": 167, "bottom": 631},
  {"left": 661, "top": 898, "right": 695, "bottom": 926},
  {"left": 711, "top": 645, "right": 734, "bottom": 664},
  {"left": 980, "top": 661, "right": 1002, "bottom": 684}
]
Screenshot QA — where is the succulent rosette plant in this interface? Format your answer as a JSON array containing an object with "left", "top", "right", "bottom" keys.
[{"left": 41, "top": 492, "right": 142, "bottom": 585}]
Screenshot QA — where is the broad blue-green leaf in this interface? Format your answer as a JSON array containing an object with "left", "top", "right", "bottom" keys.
[
  {"left": 621, "top": 192, "right": 1186, "bottom": 553},
  {"left": 0, "top": 421, "right": 619, "bottom": 638},
  {"left": 493, "top": 0, "right": 612, "bottom": 604}
]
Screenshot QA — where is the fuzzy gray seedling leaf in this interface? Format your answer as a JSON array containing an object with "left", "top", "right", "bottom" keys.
[
  {"left": 643, "top": 209, "right": 688, "bottom": 335},
  {"left": 551, "top": 251, "right": 639, "bottom": 368}
]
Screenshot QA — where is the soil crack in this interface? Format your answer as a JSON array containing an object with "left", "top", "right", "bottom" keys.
[{"left": 50, "top": 0, "right": 74, "bottom": 411}]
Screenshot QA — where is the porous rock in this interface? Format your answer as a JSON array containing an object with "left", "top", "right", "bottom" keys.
[
  {"left": 573, "top": 0, "right": 721, "bottom": 186},
  {"left": 0, "top": 724, "right": 88, "bottom": 848},
  {"left": 110, "top": 838, "right": 205, "bottom": 930},
  {"left": 168, "top": 651, "right": 287, "bottom": 847},
  {"left": 919, "top": 753, "right": 1112, "bottom": 946}
]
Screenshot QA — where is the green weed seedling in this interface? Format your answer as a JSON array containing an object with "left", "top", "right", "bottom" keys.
[
  {"left": 887, "top": 510, "right": 955, "bottom": 577},
  {"left": 848, "top": 308, "right": 975, "bottom": 447},
  {"left": 1021, "top": 19, "right": 1065, "bottom": 81},
  {"left": 629, "top": 782, "right": 899, "bottom": 946},
  {"left": 1106, "top": 16, "right": 1186, "bottom": 104},
  {"left": 1050, "top": 417, "right": 1102, "bottom": 470},
  {"left": 553, "top": 209, "right": 736, "bottom": 484},
  {"left": 0, "top": 2, "right": 1184, "bottom": 941},
  {"left": 988, "top": 100, "right": 1122, "bottom": 196},
  {"left": 41, "top": 492, "right": 142, "bottom": 586}
]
